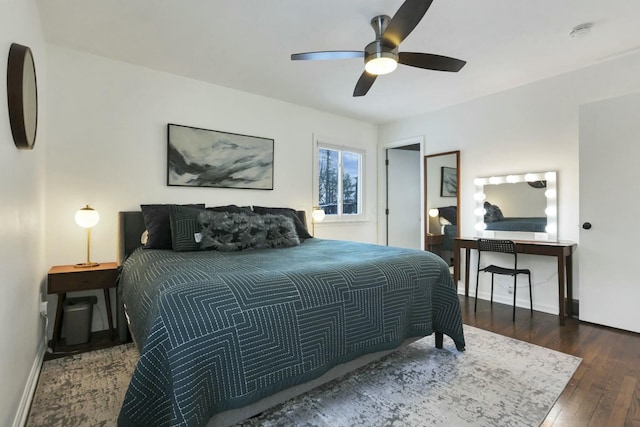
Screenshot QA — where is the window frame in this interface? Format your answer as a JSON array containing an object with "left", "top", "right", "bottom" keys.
[{"left": 314, "top": 140, "right": 365, "bottom": 221}]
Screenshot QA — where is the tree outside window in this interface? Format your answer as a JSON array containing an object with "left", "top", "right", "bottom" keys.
[{"left": 318, "top": 147, "right": 362, "bottom": 217}]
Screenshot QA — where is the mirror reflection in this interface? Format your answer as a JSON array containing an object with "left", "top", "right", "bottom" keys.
[
  {"left": 424, "top": 150, "right": 460, "bottom": 265},
  {"left": 474, "top": 171, "right": 557, "bottom": 241}
]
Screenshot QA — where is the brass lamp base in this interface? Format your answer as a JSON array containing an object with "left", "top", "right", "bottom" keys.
[{"left": 74, "top": 262, "right": 100, "bottom": 268}]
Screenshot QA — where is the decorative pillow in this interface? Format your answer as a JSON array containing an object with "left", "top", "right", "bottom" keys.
[
  {"left": 252, "top": 206, "right": 312, "bottom": 240},
  {"left": 484, "top": 201, "right": 505, "bottom": 223},
  {"left": 169, "top": 205, "right": 208, "bottom": 252},
  {"left": 206, "top": 204, "right": 253, "bottom": 214},
  {"left": 437, "top": 205, "right": 457, "bottom": 225},
  {"left": 141, "top": 203, "right": 204, "bottom": 249},
  {"left": 199, "top": 211, "right": 300, "bottom": 252}
]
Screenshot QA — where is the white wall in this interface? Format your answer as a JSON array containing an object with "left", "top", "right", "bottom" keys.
[
  {"left": 45, "top": 45, "right": 378, "bottom": 333},
  {"left": 0, "top": 1, "right": 47, "bottom": 425},
  {"left": 379, "top": 51, "right": 640, "bottom": 314},
  {"left": 484, "top": 182, "right": 546, "bottom": 217}
]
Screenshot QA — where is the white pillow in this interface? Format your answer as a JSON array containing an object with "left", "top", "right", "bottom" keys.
[
  {"left": 439, "top": 217, "right": 452, "bottom": 226},
  {"left": 141, "top": 230, "right": 149, "bottom": 245}
]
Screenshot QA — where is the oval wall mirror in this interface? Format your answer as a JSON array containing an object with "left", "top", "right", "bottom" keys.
[{"left": 7, "top": 43, "right": 38, "bottom": 150}]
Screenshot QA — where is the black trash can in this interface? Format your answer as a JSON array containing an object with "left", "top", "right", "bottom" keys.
[{"left": 63, "top": 296, "right": 97, "bottom": 345}]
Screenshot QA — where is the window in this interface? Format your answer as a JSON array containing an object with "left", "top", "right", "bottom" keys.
[{"left": 317, "top": 144, "right": 364, "bottom": 218}]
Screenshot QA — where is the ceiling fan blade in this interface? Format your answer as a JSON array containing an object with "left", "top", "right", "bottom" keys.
[
  {"left": 382, "top": 0, "right": 433, "bottom": 47},
  {"left": 398, "top": 52, "right": 466, "bottom": 72},
  {"left": 353, "top": 71, "right": 377, "bottom": 97},
  {"left": 291, "top": 51, "right": 364, "bottom": 61}
]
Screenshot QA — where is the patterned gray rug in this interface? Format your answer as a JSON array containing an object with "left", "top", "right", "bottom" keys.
[{"left": 27, "top": 326, "right": 581, "bottom": 427}]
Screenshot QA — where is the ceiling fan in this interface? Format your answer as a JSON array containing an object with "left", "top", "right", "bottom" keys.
[{"left": 291, "top": 0, "right": 466, "bottom": 97}]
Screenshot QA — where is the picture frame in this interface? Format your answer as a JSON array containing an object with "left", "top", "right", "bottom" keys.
[
  {"left": 167, "top": 123, "right": 274, "bottom": 190},
  {"left": 441, "top": 166, "right": 457, "bottom": 197}
]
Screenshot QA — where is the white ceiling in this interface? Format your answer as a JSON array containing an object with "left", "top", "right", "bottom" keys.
[{"left": 35, "top": 0, "right": 640, "bottom": 124}]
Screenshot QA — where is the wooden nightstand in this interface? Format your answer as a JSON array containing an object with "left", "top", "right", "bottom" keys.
[
  {"left": 425, "top": 233, "right": 444, "bottom": 253},
  {"left": 47, "top": 262, "right": 119, "bottom": 352}
]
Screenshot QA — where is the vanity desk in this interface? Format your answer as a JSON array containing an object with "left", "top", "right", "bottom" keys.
[{"left": 453, "top": 237, "right": 577, "bottom": 325}]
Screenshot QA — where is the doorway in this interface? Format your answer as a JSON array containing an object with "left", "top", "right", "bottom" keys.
[{"left": 383, "top": 139, "right": 423, "bottom": 249}]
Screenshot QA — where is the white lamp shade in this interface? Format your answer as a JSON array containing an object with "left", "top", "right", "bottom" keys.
[
  {"left": 75, "top": 205, "right": 100, "bottom": 228},
  {"left": 311, "top": 208, "right": 326, "bottom": 222},
  {"left": 428, "top": 208, "right": 439, "bottom": 218}
]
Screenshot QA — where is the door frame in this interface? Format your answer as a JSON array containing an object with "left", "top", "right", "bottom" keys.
[{"left": 378, "top": 136, "right": 425, "bottom": 248}]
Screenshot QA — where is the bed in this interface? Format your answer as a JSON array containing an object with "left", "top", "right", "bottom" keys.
[
  {"left": 116, "top": 207, "right": 465, "bottom": 427},
  {"left": 484, "top": 201, "right": 546, "bottom": 232}
]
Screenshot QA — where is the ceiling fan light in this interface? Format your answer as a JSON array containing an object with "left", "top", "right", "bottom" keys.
[{"left": 365, "top": 56, "right": 397, "bottom": 75}]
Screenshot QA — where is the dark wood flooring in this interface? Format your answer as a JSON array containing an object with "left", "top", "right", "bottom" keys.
[{"left": 460, "top": 295, "right": 640, "bottom": 427}]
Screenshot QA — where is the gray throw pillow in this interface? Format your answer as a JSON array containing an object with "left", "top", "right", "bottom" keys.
[{"left": 141, "top": 203, "right": 204, "bottom": 249}]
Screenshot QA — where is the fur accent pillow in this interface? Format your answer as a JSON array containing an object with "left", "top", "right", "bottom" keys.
[
  {"left": 484, "top": 201, "right": 505, "bottom": 223},
  {"left": 252, "top": 206, "right": 312, "bottom": 240},
  {"left": 199, "top": 211, "right": 300, "bottom": 251}
]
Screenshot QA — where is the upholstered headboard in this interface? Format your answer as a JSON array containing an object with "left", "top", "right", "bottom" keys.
[
  {"left": 118, "top": 211, "right": 147, "bottom": 264},
  {"left": 117, "top": 209, "right": 309, "bottom": 264}
]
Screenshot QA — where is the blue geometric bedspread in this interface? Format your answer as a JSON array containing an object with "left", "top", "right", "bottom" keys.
[{"left": 117, "top": 239, "right": 465, "bottom": 427}]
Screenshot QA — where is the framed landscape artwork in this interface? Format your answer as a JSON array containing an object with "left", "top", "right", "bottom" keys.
[
  {"left": 167, "top": 123, "right": 274, "bottom": 190},
  {"left": 441, "top": 166, "right": 457, "bottom": 197}
]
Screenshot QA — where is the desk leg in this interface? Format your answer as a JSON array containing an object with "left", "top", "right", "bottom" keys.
[
  {"left": 566, "top": 253, "right": 573, "bottom": 318},
  {"left": 464, "top": 248, "right": 471, "bottom": 297},
  {"left": 104, "top": 289, "right": 114, "bottom": 341},
  {"left": 557, "top": 254, "right": 566, "bottom": 326},
  {"left": 453, "top": 242, "right": 459, "bottom": 283},
  {"left": 52, "top": 292, "right": 66, "bottom": 350}
]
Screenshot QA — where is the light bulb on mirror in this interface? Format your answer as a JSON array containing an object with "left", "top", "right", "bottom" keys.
[{"left": 475, "top": 222, "right": 487, "bottom": 231}]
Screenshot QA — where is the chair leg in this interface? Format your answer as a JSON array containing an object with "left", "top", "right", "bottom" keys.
[
  {"left": 490, "top": 274, "right": 494, "bottom": 305},
  {"left": 512, "top": 274, "right": 517, "bottom": 322},
  {"left": 528, "top": 273, "right": 533, "bottom": 316},
  {"left": 474, "top": 270, "right": 480, "bottom": 313}
]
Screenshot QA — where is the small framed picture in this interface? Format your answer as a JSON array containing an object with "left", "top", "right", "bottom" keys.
[{"left": 441, "top": 167, "right": 457, "bottom": 197}]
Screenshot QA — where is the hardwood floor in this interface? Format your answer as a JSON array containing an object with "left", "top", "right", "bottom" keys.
[{"left": 460, "top": 295, "right": 640, "bottom": 427}]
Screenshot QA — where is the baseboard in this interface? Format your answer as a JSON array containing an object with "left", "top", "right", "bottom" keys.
[
  {"left": 13, "top": 337, "right": 46, "bottom": 427},
  {"left": 568, "top": 298, "right": 579, "bottom": 318},
  {"left": 458, "top": 287, "right": 580, "bottom": 318}
]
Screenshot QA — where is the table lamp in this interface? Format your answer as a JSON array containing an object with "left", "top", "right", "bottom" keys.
[
  {"left": 74, "top": 205, "right": 100, "bottom": 268},
  {"left": 428, "top": 208, "right": 440, "bottom": 235}
]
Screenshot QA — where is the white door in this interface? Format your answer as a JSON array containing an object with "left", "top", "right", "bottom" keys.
[
  {"left": 579, "top": 92, "right": 640, "bottom": 333},
  {"left": 387, "top": 148, "right": 421, "bottom": 249}
]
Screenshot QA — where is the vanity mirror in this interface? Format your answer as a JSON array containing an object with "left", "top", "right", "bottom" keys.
[
  {"left": 424, "top": 151, "right": 460, "bottom": 264},
  {"left": 473, "top": 171, "right": 557, "bottom": 241}
]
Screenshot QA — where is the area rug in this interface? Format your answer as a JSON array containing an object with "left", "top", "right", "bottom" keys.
[{"left": 27, "top": 326, "right": 581, "bottom": 427}]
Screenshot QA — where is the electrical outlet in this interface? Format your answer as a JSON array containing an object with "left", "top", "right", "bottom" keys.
[{"left": 39, "top": 293, "right": 48, "bottom": 315}]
